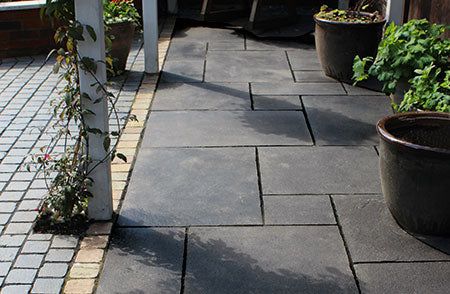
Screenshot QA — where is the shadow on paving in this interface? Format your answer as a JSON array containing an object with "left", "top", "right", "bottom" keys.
[{"left": 98, "top": 225, "right": 360, "bottom": 294}]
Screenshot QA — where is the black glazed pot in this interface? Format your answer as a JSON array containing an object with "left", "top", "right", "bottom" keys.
[
  {"left": 108, "top": 22, "right": 136, "bottom": 73},
  {"left": 377, "top": 112, "right": 450, "bottom": 236},
  {"left": 314, "top": 13, "right": 386, "bottom": 83}
]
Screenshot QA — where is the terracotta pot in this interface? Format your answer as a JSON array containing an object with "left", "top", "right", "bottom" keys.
[
  {"left": 314, "top": 13, "right": 386, "bottom": 83},
  {"left": 108, "top": 22, "right": 135, "bottom": 73},
  {"left": 377, "top": 112, "right": 450, "bottom": 236}
]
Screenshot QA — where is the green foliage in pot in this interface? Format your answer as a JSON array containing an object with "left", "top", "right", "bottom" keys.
[
  {"left": 353, "top": 19, "right": 450, "bottom": 94},
  {"left": 103, "top": 0, "right": 140, "bottom": 26},
  {"left": 398, "top": 64, "right": 450, "bottom": 112}
]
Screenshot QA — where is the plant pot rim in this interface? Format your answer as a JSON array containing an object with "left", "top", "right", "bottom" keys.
[
  {"left": 313, "top": 12, "right": 386, "bottom": 26},
  {"left": 377, "top": 111, "right": 450, "bottom": 156}
]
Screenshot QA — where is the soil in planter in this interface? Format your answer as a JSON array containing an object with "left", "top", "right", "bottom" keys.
[
  {"left": 34, "top": 213, "right": 89, "bottom": 235},
  {"left": 392, "top": 124, "right": 450, "bottom": 150}
]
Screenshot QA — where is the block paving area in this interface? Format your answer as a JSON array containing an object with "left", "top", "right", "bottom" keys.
[
  {"left": 96, "top": 24, "right": 450, "bottom": 294},
  {"left": 0, "top": 35, "right": 146, "bottom": 292}
]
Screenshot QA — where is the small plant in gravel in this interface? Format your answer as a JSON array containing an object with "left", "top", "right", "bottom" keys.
[
  {"left": 316, "top": 0, "right": 384, "bottom": 23},
  {"left": 30, "top": 0, "right": 135, "bottom": 233}
]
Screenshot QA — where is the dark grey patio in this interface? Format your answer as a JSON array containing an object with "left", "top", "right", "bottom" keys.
[{"left": 97, "top": 25, "right": 450, "bottom": 293}]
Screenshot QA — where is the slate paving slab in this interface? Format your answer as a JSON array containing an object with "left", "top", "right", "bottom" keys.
[
  {"left": 251, "top": 82, "right": 346, "bottom": 95},
  {"left": 343, "top": 83, "right": 385, "bottom": 96},
  {"left": 294, "top": 71, "right": 338, "bottom": 83},
  {"left": 259, "top": 147, "right": 381, "bottom": 195},
  {"left": 252, "top": 95, "right": 302, "bottom": 110},
  {"left": 208, "top": 41, "right": 244, "bottom": 51},
  {"left": 161, "top": 60, "right": 204, "bottom": 83},
  {"left": 118, "top": 148, "right": 261, "bottom": 226},
  {"left": 264, "top": 195, "right": 336, "bottom": 225},
  {"left": 152, "top": 82, "right": 251, "bottom": 110},
  {"left": 302, "top": 95, "right": 392, "bottom": 145},
  {"left": 97, "top": 228, "right": 184, "bottom": 294},
  {"left": 245, "top": 39, "right": 311, "bottom": 51},
  {"left": 143, "top": 111, "right": 313, "bottom": 147},
  {"left": 205, "top": 51, "right": 293, "bottom": 82},
  {"left": 173, "top": 26, "right": 244, "bottom": 42},
  {"left": 166, "top": 41, "right": 206, "bottom": 61},
  {"left": 185, "top": 226, "right": 358, "bottom": 294},
  {"left": 287, "top": 50, "right": 322, "bottom": 70},
  {"left": 332, "top": 195, "right": 450, "bottom": 262},
  {"left": 355, "top": 262, "right": 450, "bottom": 294}
]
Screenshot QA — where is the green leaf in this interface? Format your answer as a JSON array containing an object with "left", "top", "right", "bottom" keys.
[
  {"left": 103, "top": 136, "right": 111, "bottom": 151},
  {"left": 86, "top": 25, "right": 97, "bottom": 42},
  {"left": 116, "top": 153, "right": 127, "bottom": 163}
]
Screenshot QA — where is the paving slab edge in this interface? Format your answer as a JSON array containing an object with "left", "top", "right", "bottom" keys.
[{"left": 62, "top": 16, "right": 177, "bottom": 294}]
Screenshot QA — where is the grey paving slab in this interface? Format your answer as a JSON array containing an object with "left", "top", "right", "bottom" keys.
[
  {"left": 118, "top": 148, "right": 261, "bottom": 226},
  {"left": 14, "top": 254, "right": 44, "bottom": 269},
  {"left": 208, "top": 41, "right": 244, "bottom": 51},
  {"left": 5, "top": 268, "right": 37, "bottom": 284},
  {"left": 264, "top": 195, "right": 336, "bottom": 225},
  {"left": 303, "top": 95, "right": 392, "bottom": 145},
  {"left": 38, "top": 263, "right": 68, "bottom": 278},
  {"left": 343, "top": 83, "right": 385, "bottom": 96},
  {"left": 166, "top": 41, "right": 206, "bottom": 61},
  {"left": 185, "top": 226, "right": 357, "bottom": 294},
  {"left": 246, "top": 39, "right": 312, "bottom": 51},
  {"left": 332, "top": 195, "right": 450, "bottom": 262},
  {"left": 287, "top": 50, "right": 322, "bottom": 70},
  {"left": 21, "top": 241, "right": 50, "bottom": 254},
  {"left": 0, "top": 235, "right": 25, "bottom": 247},
  {"left": 251, "top": 82, "right": 346, "bottom": 95},
  {"left": 152, "top": 82, "right": 251, "bottom": 110},
  {"left": 259, "top": 147, "right": 381, "bottom": 195},
  {"left": 0, "top": 261, "right": 12, "bottom": 276},
  {"left": 205, "top": 51, "right": 293, "bottom": 82},
  {"left": 97, "top": 228, "right": 184, "bottom": 294},
  {"left": 356, "top": 262, "right": 450, "bottom": 294},
  {"left": 143, "top": 111, "right": 312, "bottom": 147},
  {"left": 172, "top": 27, "right": 244, "bottom": 42},
  {"left": 161, "top": 60, "right": 204, "bottom": 83},
  {"left": 294, "top": 71, "right": 338, "bottom": 83},
  {"left": 252, "top": 95, "right": 302, "bottom": 110},
  {"left": 0, "top": 247, "right": 19, "bottom": 261},
  {"left": 45, "top": 249, "right": 74, "bottom": 262}
]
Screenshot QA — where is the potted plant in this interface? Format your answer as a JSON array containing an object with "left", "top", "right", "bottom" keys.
[
  {"left": 104, "top": 0, "right": 140, "bottom": 74},
  {"left": 354, "top": 19, "right": 450, "bottom": 103},
  {"left": 377, "top": 111, "right": 450, "bottom": 236},
  {"left": 313, "top": 0, "right": 386, "bottom": 83},
  {"left": 376, "top": 61, "right": 449, "bottom": 236}
]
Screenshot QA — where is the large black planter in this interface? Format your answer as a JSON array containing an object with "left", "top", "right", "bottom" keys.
[
  {"left": 377, "top": 112, "right": 450, "bottom": 236},
  {"left": 108, "top": 22, "right": 135, "bottom": 73},
  {"left": 314, "top": 13, "right": 386, "bottom": 83}
]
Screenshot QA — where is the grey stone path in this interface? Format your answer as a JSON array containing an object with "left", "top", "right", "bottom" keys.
[
  {"left": 0, "top": 37, "right": 145, "bottom": 292},
  {"left": 98, "top": 26, "right": 450, "bottom": 293}
]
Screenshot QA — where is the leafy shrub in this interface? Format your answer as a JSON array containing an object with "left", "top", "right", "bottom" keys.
[
  {"left": 353, "top": 19, "right": 450, "bottom": 94},
  {"left": 398, "top": 64, "right": 450, "bottom": 112},
  {"left": 103, "top": 0, "right": 140, "bottom": 26}
]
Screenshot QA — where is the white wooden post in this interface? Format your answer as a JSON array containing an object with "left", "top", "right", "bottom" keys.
[
  {"left": 386, "top": 0, "right": 405, "bottom": 24},
  {"left": 338, "top": 0, "right": 350, "bottom": 10},
  {"left": 143, "top": 0, "right": 159, "bottom": 73},
  {"left": 74, "top": 0, "right": 113, "bottom": 220},
  {"left": 167, "top": 0, "right": 178, "bottom": 14}
]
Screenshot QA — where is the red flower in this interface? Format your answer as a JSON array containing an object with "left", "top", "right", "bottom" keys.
[{"left": 44, "top": 154, "right": 51, "bottom": 161}]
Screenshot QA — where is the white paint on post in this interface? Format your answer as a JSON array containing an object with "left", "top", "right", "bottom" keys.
[
  {"left": 143, "top": 0, "right": 159, "bottom": 73},
  {"left": 74, "top": 0, "right": 113, "bottom": 220},
  {"left": 167, "top": 0, "right": 178, "bottom": 14},
  {"left": 338, "top": 0, "right": 350, "bottom": 10},
  {"left": 386, "top": 0, "right": 405, "bottom": 24}
]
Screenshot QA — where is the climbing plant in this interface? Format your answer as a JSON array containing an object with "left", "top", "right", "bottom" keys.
[{"left": 31, "top": 0, "right": 132, "bottom": 229}]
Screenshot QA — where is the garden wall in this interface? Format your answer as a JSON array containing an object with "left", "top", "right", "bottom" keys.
[{"left": 0, "top": 1, "right": 55, "bottom": 59}]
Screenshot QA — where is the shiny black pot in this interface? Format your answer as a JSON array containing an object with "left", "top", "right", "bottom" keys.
[
  {"left": 377, "top": 112, "right": 450, "bottom": 236},
  {"left": 314, "top": 14, "right": 386, "bottom": 83}
]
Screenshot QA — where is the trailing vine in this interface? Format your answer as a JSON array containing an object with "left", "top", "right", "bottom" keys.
[{"left": 31, "top": 0, "right": 135, "bottom": 229}]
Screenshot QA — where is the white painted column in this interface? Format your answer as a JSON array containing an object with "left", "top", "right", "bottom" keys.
[
  {"left": 338, "top": 0, "right": 350, "bottom": 10},
  {"left": 167, "top": 0, "right": 178, "bottom": 14},
  {"left": 74, "top": 0, "right": 113, "bottom": 220},
  {"left": 143, "top": 0, "right": 159, "bottom": 73},
  {"left": 386, "top": 0, "right": 405, "bottom": 24}
]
